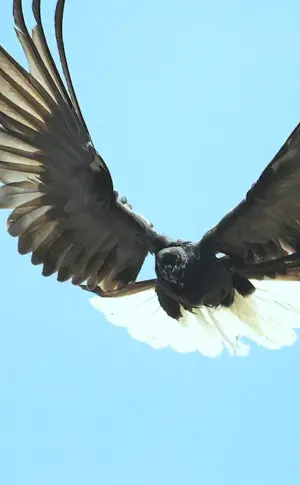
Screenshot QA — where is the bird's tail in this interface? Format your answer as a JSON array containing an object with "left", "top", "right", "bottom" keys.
[{"left": 89, "top": 279, "right": 300, "bottom": 357}]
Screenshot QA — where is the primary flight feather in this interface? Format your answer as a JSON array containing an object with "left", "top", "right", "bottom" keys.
[{"left": 2, "top": 0, "right": 300, "bottom": 356}]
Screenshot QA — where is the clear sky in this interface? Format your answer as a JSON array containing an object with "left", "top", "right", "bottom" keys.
[{"left": 1, "top": 0, "right": 300, "bottom": 484}]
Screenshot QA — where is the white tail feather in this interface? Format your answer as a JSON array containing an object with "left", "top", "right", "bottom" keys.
[{"left": 90, "top": 279, "right": 300, "bottom": 357}]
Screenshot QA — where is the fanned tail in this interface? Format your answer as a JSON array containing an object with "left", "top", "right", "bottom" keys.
[{"left": 90, "top": 279, "right": 300, "bottom": 357}]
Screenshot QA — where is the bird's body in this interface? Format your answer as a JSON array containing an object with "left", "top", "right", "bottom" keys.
[
  {"left": 2, "top": 0, "right": 300, "bottom": 356},
  {"left": 155, "top": 246, "right": 243, "bottom": 316}
]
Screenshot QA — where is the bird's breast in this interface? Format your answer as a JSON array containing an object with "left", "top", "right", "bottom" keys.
[
  {"left": 184, "top": 256, "right": 234, "bottom": 307},
  {"left": 158, "top": 256, "right": 235, "bottom": 309}
]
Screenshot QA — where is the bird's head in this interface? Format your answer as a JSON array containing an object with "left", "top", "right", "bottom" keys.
[{"left": 155, "top": 246, "right": 188, "bottom": 288}]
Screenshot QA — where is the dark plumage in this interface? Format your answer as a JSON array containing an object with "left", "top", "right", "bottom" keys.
[{"left": 2, "top": 0, "right": 300, "bottom": 356}]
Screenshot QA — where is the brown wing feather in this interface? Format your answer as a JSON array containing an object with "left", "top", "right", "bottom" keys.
[
  {"left": 200, "top": 122, "right": 300, "bottom": 264},
  {"left": 0, "top": 0, "right": 169, "bottom": 291}
]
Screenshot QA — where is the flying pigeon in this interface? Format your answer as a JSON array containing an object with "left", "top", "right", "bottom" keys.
[{"left": 1, "top": 0, "right": 300, "bottom": 357}]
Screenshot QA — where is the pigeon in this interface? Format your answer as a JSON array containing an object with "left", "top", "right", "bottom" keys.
[{"left": 1, "top": 0, "right": 300, "bottom": 356}]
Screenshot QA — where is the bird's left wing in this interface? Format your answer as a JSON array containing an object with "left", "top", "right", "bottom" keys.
[
  {"left": 199, "top": 121, "right": 300, "bottom": 269},
  {"left": 0, "top": 0, "right": 168, "bottom": 292}
]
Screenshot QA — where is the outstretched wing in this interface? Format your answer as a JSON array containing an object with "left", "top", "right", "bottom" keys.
[
  {"left": 200, "top": 122, "right": 300, "bottom": 265},
  {"left": 0, "top": 0, "right": 168, "bottom": 291}
]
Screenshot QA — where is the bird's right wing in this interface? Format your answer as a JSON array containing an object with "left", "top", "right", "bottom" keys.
[
  {"left": 0, "top": 0, "right": 169, "bottom": 291},
  {"left": 199, "top": 122, "right": 300, "bottom": 267}
]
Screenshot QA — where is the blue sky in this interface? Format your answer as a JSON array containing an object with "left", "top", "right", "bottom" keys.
[{"left": 1, "top": 0, "right": 300, "bottom": 484}]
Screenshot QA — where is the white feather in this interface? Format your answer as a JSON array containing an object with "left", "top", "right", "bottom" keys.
[{"left": 89, "top": 279, "right": 300, "bottom": 357}]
